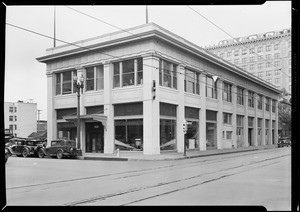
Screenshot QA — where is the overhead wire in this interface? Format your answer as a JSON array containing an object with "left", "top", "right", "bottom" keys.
[
  {"left": 6, "top": 11, "right": 279, "bottom": 105},
  {"left": 186, "top": 5, "right": 291, "bottom": 80}
]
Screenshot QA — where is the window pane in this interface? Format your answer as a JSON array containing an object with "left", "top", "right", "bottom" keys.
[
  {"left": 86, "top": 67, "right": 94, "bottom": 91},
  {"left": 123, "top": 73, "right": 134, "bottom": 86},
  {"left": 123, "top": 59, "right": 134, "bottom": 74},
  {"left": 62, "top": 72, "right": 72, "bottom": 94},
  {"left": 114, "top": 102, "right": 143, "bottom": 116},
  {"left": 96, "top": 66, "right": 104, "bottom": 90},
  {"left": 56, "top": 73, "right": 61, "bottom": 95},
  {"left": 160, "top": 119, "right": 176, "bottom": 150},
  {"left": 160, "top": 103, "right": 177, "bottom": 117}
]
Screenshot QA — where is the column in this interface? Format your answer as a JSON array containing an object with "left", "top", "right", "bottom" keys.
[
  {"left": 268, "top": 100, "right": 273, "bottom": 145},
  {"left": 261, "top": 96, "right": 266, "bottom": 145},
  {"left": 232, "top": 85, "right": 237, "bottom": 147},
  {"left": 216, "top": 79, "right": 223, "bottom": 149},
  {"left": 274, "top": 100, "right": 279, "bottom": 144},
  {"left": 199, "top": 73, "right": 206, "bottom": 151},
  {"left": 176, "top": 64, "right": 185, "bottom": 153},
  {"left": 46, "top": 72, "right": 56, "bottom": 146},
  {"left": 142, "top": 53, "right": 160, "bottom": 155},
  {"left": 103, "top": 61, "right": 115, "bottom": 154},
  {"left": 244, "top": 90, "right": 249, "bottom": 147},
  {"left": 253, "top": 93, "right": 258, "bottom": 146}
]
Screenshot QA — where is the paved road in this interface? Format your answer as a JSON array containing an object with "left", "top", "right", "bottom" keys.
[{"left": 5, "top": 147, "right": 291, "bottom": 210}]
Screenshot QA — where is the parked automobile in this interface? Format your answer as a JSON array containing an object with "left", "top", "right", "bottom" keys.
[
  {"left": 277, "top": 137, "right": 291, "bottom": 148},
  {"left": 5, "top": 147, "right": 13, "bottom": 163},
  {"left": 39, "top": 139, "right": 78, "bottom": 159},
  {"left": 10, "top": 138, "right": 45, "bottom": 158}
]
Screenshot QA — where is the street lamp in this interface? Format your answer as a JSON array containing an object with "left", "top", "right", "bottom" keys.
[{"left": 73, "top": 74, "right": 84, "bottom": 149}]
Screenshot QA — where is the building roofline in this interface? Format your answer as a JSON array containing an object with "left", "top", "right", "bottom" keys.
[{"left": 36, "top": 22, "right": 281, "bottom": 94}]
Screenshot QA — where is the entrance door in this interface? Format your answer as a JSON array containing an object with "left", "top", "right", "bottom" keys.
[
  {"left": 86, "top": 122, "right": 104, "bottom": 153},
  {"left": 236, "top": 127, "right": 244, "bottom": 147},
  {"left": 272, "top": 130, "right": 275, "bottom": 144},
  {"left": 248, "top": 128, "right": 252, "bottom": 146}
]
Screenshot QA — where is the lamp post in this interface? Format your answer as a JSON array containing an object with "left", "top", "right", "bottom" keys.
[{"left": 73, "top": 74, "right": 84, "bottom": 149}]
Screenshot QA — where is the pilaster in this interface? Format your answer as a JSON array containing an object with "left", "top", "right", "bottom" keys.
[
  {"left": 47, "top": 73, "right": 56, "bottom": 146},
  {"left": 216, "top": 79, "right": 223, "bottom": 149},
  {"left": 244, "top": 90, "right": 249, "bottom": 147},
  {"left": 199, "top": 72, "right": 206, "bottom": 151},
  {"left": 232, "top": 85, "right": 237, "bottom": 147}
]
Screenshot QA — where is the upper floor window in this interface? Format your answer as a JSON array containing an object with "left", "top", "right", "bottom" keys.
[
  {"left": 55, "top": 70, "right": 77, "bottom": 95},
  {"left": 265, "top": 97, "right": 270, "bottom": 111},
  {"left": 248, "top": 91, "right": 254, "bottom": 108},
  {"left": 223, "top": 112, "right": 232, "bottom": 125},
  {"left": 257, "top": 46, "right": 262, "bottom": 53},
  {"left": 227, "top": 51, "right": 232, "bottom": 57},
  {"left": 258, "top": 63, "right": 263, "bottom": 69},
  {"left": 257, "top": 95, "right": 263, "bottom": 110},
  {"left": 234, "top": 49, "right": 239, "bottom": 56},
  {"left": 206, "top": 76, "right": 217, "bottom": 99},
  {"left": 234, "top": 59, "right": 239, "bottom": 65},
  {"left": 185, "top": 69, "right": 200, "bottom": 95},
  {"left": 159, "top": 59, "right": 177, "bottom": 89},
  {"left": 274, "top": 61, "right": 280, "bottom": 67},
  {"left": 9, "top": 116, "right": 13, "bottom": 121},
  {"left": 266, "top": 71, "right": 271, "bottom": 76},
  {"left": 242, "top": 49, "right": 247, "bottom": 55},
  {"left": 249, "top": 48, "right": 255, "bottom": 54},
  {"left": 9, "top": 107, "right": 14, "bottom": 112},
  {"left": 266, "top": 62, "right": 272, "bottom": 68},
  {"left": 274, "top": 53, "right": 280, "bottom": 59},
  {"left": 274, "top": 69, "right": 280, "bottom": 75},
  {"left": 237, "top": 87, "right": 244, "bottom": 105},
  {"left": 223, "top": 82, "right": 232, "bottom": 102},
  {"left": 272, "top": 100, "right": 276, "bottom": 113},
  {"left": 266, "top": 45, "right": 271, "bottom": 51},
  {"left": 242, "top": 58, "right": 247, "bottom": 63},
  {"left": 250, "top": 64, "right": 254, "bottom": 70},
  {"left": 113, "top": 57, "right": 143, "bottom": 88},
  {"left": 85, "top": 65, "right": 104, "bottom": 91},
  {"left": 266, "top": 54, "right": 272, "bottom": 60},
  {"left": 258, "top": 72, "right": 263, "bottom": 77},
  {"left": 250, "top": 56, "right": 255, "bottom": 62},
  {"left": 274, "top": 44, "right": 280, "bottom": 50}
]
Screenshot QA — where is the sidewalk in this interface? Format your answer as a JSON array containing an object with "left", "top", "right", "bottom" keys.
[{"left": 83, "top": 145, "right": 278, "bottom": 161}]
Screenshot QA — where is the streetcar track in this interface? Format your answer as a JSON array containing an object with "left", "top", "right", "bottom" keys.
[
  {"left": 64, "top": 155, "right": 288, "bottom": 206},
  {"left": 6, "top": 150, "right": 289, "bottom": 190}
]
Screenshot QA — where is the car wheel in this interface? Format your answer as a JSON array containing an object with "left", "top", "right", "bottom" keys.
[
  {"left": 38, "top": 150, "right": 44, "bottom": 158},
  {"left": 22, "top": 149, "right": 28, "bottom": 157},
  {"left": 56, "top": 150, "right": 63, "bottom": 159}
]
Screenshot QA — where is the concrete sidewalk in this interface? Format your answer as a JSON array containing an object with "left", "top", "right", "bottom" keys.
[{"left": 83, "top": 145, "right": 278, "bottom": 161}]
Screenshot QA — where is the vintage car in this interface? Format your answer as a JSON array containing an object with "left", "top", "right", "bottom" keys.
[
  {"left": 5, "top": 147, "right": 13, "bottom": 163},
  {"left": 277, "top": 137, "right": 291, "bottom": 148},
  {"left": 10, "top": 139, "right": 45, "bottom": 158},
  {"left": 39, "top": 139, "right": 78, "bottom": 159}
]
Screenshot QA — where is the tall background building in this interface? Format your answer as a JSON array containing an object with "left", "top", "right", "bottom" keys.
[
  {"left": 4, "top": 100, "right": 37, "bottom": 138},
  {"left": 205, "top": 28, "right": 291, "bottom": 97}
]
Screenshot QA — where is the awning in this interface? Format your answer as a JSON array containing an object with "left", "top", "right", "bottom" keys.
[{"left": 63, "top": 114, "right": 107, "bottom": 130}]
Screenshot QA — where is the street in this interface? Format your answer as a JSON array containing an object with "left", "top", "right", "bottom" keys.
[{"left": 5, "top": 147, "right": 291, "bottom": 210}]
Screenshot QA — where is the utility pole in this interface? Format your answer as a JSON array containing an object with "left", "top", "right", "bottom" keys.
[
  {"left": 54, "top": 6, "right": 56, "bottom": 47},
  {"left": 37, "top": 110, "right": 42, "bottom": 133}
]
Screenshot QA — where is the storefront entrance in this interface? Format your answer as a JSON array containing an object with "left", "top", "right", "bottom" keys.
[{"left": 86, "top": 122, "right": 104, "bottom": 153}]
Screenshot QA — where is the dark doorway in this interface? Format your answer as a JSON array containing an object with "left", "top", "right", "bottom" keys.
[
  {"left": 248, "top": 128, "right": 253, "bottom": 146},
  {"left": 86, "top": 122, "right": 104, "bottom": 153}
]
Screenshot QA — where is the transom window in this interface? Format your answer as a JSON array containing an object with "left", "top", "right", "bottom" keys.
[
  {"left": 159, "top": 59, "right": 177, "bottom": 89},
  {"left": 113, "top": 57, "right": 143, "bottom": 88},
  {"left": 85, "top": 65, "right": 104, "bottom": 91},
  {"left": 56, "top": 70, "right": 77, "bottom": 95},
  {"left": 184, "top": 69, "right": 200, "bottom": 95}
]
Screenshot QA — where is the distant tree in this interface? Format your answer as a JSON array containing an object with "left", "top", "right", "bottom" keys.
[{"left": 278, "top": 100, "right": 291, "bottom": 137}]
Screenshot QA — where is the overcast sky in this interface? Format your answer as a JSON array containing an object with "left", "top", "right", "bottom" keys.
[{"left": 4, "top": 2, "right": 291, "bottom": 120}]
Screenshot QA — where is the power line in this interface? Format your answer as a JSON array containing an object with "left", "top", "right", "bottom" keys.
[
  {"left": 62, "top": 6, "right": 284, "bottom": 92},
  {"left": 6, "top": 22, "right": 279, "bottom": 102},
  {"left": 186, "top": 5, "right": 291, "bottom": 80}
]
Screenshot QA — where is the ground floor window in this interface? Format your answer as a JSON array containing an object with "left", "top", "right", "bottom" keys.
[
  {"left": 186, "top": 121, "right": 199, "bottom": 149},
  {"left": 115, "top": 119, "right": 143, "bottom": 150},
  {"left": 57, "top": 122, "right": 76, "bottom": 140},
  {"left": 160, "top": 119, "right": 176, "bottom": 150}
]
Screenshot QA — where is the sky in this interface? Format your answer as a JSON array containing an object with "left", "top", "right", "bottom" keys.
[{"left": 4, "top": 2, "right": 292, "bottom": 120}]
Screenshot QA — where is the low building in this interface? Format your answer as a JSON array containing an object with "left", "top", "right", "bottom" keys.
[
  {"left": 37, "top": 23, "right": 280, "bottom": 156},
  {"left": 4, "top": 101, "right": 37, "bottom": 138}
]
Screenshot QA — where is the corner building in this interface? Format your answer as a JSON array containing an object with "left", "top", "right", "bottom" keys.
[{"left": 37, "top": 23, "right": 280, "bottom": 156}]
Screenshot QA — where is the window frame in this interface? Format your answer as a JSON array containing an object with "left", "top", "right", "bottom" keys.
[{"left": 222, "top": 82, "right": 232, "bottom": 102}]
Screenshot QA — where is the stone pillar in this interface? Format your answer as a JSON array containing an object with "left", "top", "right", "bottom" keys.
[
  {"left": 216, "top": 79, "right": 223, "bottom": 149},
  {"left": 253, "top": 93, "right": 258, "bottom": 146},
  {"left": 261, "top": 96, "right": 266, "bottom": 146},
  {"left": 46, "top": 72, "right": 56, "bottom": 146},
  {"left": 176, "top": 64, "right": 185, "bottom": 153},
  {"left": 199, "top": 72, "right": 206, "bottom": 151},
  {"left": 274, "top": 100, "right": 279, "bottom": 144},
  {"left": 232, "top": 85, "right": 237, "bottom": 148},
  {"left": 142, "top": 53, "right": 160, "bottom": 155},
  {"left": 244, "top": 90, "right": 249, "bottom": 147},
  {"left": 103, "top": 61, "right": 114, "bottom": 154}
]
